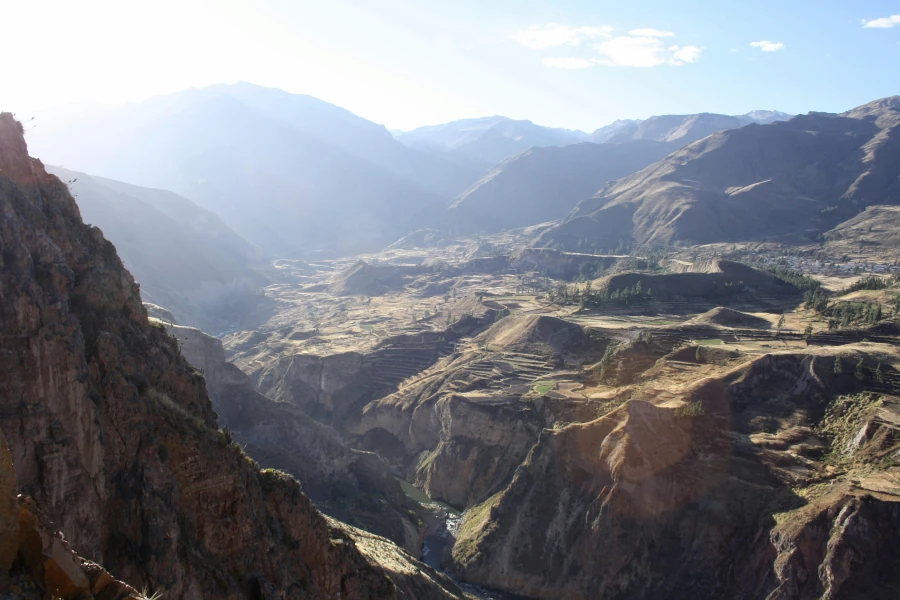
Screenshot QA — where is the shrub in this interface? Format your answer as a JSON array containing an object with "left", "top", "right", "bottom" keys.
[{"left": 675, "top": 401, "right": 705, "bottom": 418}]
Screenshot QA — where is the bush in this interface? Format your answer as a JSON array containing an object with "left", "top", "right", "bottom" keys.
[{"left": 675, "top": 401, "right": 705, "bottom": 418}]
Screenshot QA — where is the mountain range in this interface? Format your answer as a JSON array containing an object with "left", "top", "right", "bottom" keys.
[
  {"left": 591, "top": 110, "right": 793, "bottom": 144},
  {"left": 395, "top": 116, "right": 591, "bottom": 168},
  {"left": 27, "top": 83, "right": 480, "bottom": 258},
  {"left": 538, "top": 97, "right": 900, "bottom": 250}
]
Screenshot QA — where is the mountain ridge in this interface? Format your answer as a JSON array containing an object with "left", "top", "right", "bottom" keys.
[{"left": 538, "top": 97, "right": 900, "bottom": 251}]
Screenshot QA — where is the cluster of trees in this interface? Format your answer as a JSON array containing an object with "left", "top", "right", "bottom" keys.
[
  {"left": 839, "top": 274, "right": 900, "bottom": 294},
  {"left": 764, "top": 266, "right": 822, "bottom": 291},
  {"left": 804, "top": 278, "right": 895, "bottom": 328},
  {"left": 826, "top": 301, "right": 884, "bottom": 328},
  {"left": 834, "top": 356, "right": 886, "bottom": 383},
  {"left": 548, "top": 280, "right": 651, "bottom": 307}
]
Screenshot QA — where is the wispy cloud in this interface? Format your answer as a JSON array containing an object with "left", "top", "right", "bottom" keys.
[
  {"left": 862, "top": 15, "right": 900, "bottom": 28},
  {"left": 514, "top": 25, "right": 701, "bottom": 69},
  {"left": 750, "top": 40, "right": 785, "bottom": 52},
  {"left": 628, "top": 28, "right": 675, "bottom": 38},
  {"left": 596, "top": 35, "right": 701, "bottom": 67},
  {"left": 511, "top": 24, "right": 612, "bottom": 49},
  {"left": 542, "top": 57, "right": 594, "bottom": 69}
]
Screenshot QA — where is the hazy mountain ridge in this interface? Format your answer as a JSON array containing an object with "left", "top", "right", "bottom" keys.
[
  {"left": 27, "top": 84, "right": 480, "bottom": 258},
  {"left": 592, "top": 110, "right": 794, "bottom": 145},
  {"left": 397, "top": 115, "right": 591, "bottom": 167},
  {"left": 447, "top": 140, "right": 678, "bottom": 233},
  {"left": 47, "top": 165, "right": 266, "bottom": 330},
  {"left": 538, "top": 97, "right": 900, "bottom": 250}
]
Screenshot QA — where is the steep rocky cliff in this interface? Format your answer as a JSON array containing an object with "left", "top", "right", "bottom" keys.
[
  {"left": 451, "top": 350, "right": 900, "bottom": 599},
  {"left": 0, "top": 113, "right": 462, "bottom": 599},
  {"left": 162, "top": 321, "right": 426, "bottom": 553}
]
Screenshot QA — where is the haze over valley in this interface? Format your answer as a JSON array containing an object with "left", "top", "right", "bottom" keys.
[{"left": 3, "top": 2, "right": 900, "bottom": 599}]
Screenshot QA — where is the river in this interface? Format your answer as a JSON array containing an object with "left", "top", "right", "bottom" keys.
[{"left": 397, "top": 478, "right": 530, "bottom": 600}]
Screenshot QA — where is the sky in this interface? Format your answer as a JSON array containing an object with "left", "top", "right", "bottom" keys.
[{"left": 1, "top": 0, "right": 898, "bottom": 131}]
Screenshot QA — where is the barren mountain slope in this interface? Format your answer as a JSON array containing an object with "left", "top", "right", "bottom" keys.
[
  {"left": 447, "top": 141, "right": 676, "bottom": 233},
  {"left": 539, "top": 97, "right": 900, "bottom": 250}
]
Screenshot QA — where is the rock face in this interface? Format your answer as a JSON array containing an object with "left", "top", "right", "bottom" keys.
[
  {"left": 450, "top": 352, "right": 900, "bottom": 599},
  {"left": 1, "top": 429, "right": 144, "bottom": 600},
  {"left": 349, "top": 316, "right": 599, "bottom": 509},
  {"left": 0, "top": 113, "right": 462, "bottom": 599},
  {"left": 539, "top": 97, "right": 900, "bottom": 249},
  {"left": 163, "top": 321, "right": 426, "bottom": 553}
]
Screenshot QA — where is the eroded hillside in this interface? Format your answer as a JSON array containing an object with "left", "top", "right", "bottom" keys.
[{"left": 217, "top": 229, "right": 900, "bottom": 599}]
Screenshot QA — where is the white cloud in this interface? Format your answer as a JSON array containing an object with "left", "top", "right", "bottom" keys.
[
  {"left": 750, "top": 40, "right": 785, "bottom": 52},
  {"left": 515, "top": 25, "right": 700, "bottom": 69},
  {"left": 542, "top": 57, "right": 594, "bottom": 69},
  {"left": 670, "top": 45, "right": 702, "bottom": 64},
  {"left": 628, "top": 28, "right": 675, "bottom": 37},
  {"left": 862, "top": 15, "right": 900, "bottom": 28},
  {"left": 511, "top": 24, "right": 612, "bottom": 49},
  {"left": 596, "top": 35, "right": 702, "bottom": 67}
]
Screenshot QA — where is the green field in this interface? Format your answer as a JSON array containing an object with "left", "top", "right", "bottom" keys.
[{"left": 532, "top": 381, "right": 555, "bottom": 395}]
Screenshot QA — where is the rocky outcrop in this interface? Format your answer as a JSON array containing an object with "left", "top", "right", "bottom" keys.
[
  {"left": 0, "top": 112, "right": 462, "bottom": 599},
  {"left": 1, "top": 430, "right": 145, "bottom": 600}
]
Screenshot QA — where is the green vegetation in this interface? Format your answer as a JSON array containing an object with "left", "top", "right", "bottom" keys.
[
  {"left": 840, "top": 274, "right": 897, "bottom": 295},
  {"left": 763, "top": 266, "right": 822, "bottom": 291},
  {"left": 803, "top": 287, "right": 830, "bottom": 313},
  {"left": 817, "top": 392, "right": 883, "bottom": 463},
  {"left": 454, "top": 492, "right": 503, "bottom": 562},
  {"left": 695, "top": 338, "right": 724, "bottom": 346},
  {"left": 674, "top": 401, "right": 705, "bottom": 418},
  {"left": 549, "top": 280, "right": 651, "bottom": 308},
  {"left": 532, "top": 381, "right": 555, "bottom": 396},
  {"left": 829, "top": 301, "right": 883, "bottom": 327},
  {"left": 805, "top": 284, "right": 885, "bottom": 327},
  {"left": 855, "top": 358, "right": 868, "bottom": 381},
  {"left": 597, "top": 342, "right": 619, "bottom": 381}
]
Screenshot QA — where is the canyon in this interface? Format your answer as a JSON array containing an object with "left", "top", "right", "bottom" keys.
[{"left": 4, "top": 93, "right": 900, "bottom": 600}]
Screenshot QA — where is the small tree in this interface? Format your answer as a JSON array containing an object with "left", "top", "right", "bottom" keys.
[
  {"left": 777, "top": 313, "right": 786, "bottom": 331},
  {"left": 855, "top": 358, "right": 867, "bottom": 381},
  {"left": 876, "top": 362, "right": 885, "bottom": 384},
  {"left": 804, "top": 324, "right": 814, "bottom": 339},
  {"left": 834, "top": 356, "right": 843, "bottom": 375}
]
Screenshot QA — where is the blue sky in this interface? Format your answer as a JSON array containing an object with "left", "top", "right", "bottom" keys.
[{"left": 2, "top": 0, "right": 898, "bottom": 131}]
